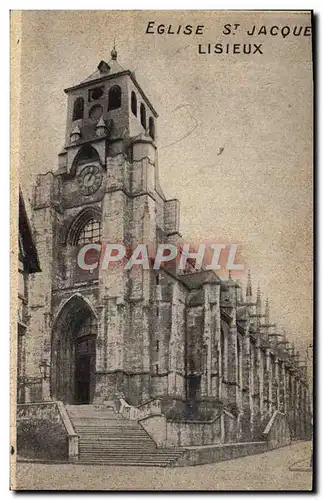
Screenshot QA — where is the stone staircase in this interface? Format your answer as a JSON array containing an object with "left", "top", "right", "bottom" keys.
[{"left": 66, "top": 404, "right": 185, "bottom": 466}]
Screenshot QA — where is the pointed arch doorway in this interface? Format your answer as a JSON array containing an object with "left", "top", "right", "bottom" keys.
[{"left": 51, "top": 294, "right": 98, "bottom": 404}]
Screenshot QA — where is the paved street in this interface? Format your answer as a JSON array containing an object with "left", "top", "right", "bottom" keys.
[{"left": 13, "top": 441, "right": 312, "bottom": 491}]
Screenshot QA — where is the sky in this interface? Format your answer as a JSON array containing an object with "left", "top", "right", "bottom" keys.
[{"left": 17, "top": 10, "right": 313, "bottom": 354}]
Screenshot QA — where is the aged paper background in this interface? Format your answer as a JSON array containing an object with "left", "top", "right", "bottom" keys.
[{"left": 11, "top": 10, "right": 313, "bottom": 490}]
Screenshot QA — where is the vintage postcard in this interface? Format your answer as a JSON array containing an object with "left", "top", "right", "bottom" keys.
[{"left": 11, "top": 10, "right": 313, "bottom": 491}]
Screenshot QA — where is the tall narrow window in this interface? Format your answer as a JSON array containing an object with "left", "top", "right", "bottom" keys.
[
  {"left": 237, "top": 338, "right": 242, "bottom": 387},
  {"left": 108, "top": 85, "right": 122, "bottom": 111},
  {"left": 148, "top": 117, "right": 155, "bottom": 140},
  {"left": 73, "top": 97, "right": 84, "bottom": 121},
  {"left": 156, "top": 340, "right": 159, "bottom": 352},
  {"left": 251, "top": 342, "right": 257, "bottom": 390},
  {"left": 202, "top": 346, "right": 207, "bottom": 374},
  {"left": 140, "top": 103, "right": 146, "bottom": 129},
  {"left": 131, "top": 91, "right": 137, "bottom": 116},
  {"left": 220, "top": 328, "right": 225, "bottom": 378}
]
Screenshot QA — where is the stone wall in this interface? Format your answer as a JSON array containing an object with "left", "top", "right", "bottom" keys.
[
  {"left": 166, "top": 417, "right": 222, "bottom": 447},
  {"left": 174, "top": 441, "right": 268, "bottom": 467},
  {"left": 17, "top": 402, "right": 68, "bottom": 461},
  {"left": 139, "top": 411, "right": 224, "bottom": 448},
  {"left": 263, "top": 410, "right": 291, "bottom": 450}
]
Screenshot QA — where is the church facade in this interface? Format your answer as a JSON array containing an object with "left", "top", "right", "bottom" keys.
[{"left": 22, "top": 50, "right": 311, "bottom": 445}]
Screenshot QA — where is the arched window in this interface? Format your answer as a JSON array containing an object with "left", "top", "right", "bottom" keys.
[
  {"left": 148, "top": 117, "right": 155, "bottom": 140},
  {"left": 108, "top": 85, "right": 121, "bottom": 111},
  {"left": 72, "top": 97, "right": 84, "bottom": 121},
  {"left": 76, "top": 219, "right": 101, "bottom": 246},
  {"left": 131, "top": 91, "right": 137, "bottom": 116},
  {"left": 140, "top": 103, "right": 146, "bottom": 129}
]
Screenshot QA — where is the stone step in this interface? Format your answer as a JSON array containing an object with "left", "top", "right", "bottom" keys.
[
  {"left": 68, "top": 413, "right": 120, "bottom": 417},
  {"left": 74, "top": 422, "right": 143, "bottom": 426},
  {"left": 78, "top": 458, "right": 177, "bottom": 465},
  {"left": 74, "top": 426, "right": 141, "bottom": 431},
  {"left": 80, "top": 443, "right": 155, "bottom": 448},
  {"left": 66, "top": 403, "right": 184, "bottom": 467},
  {"left": 66, "top": 404, "right": 116, "bottom": 410},
  {"left": 67, "top": 409, "right": 118, "bottom": 414},
  {"left": 76, "top": 430, "right": 149, "bottom": 435},
  {"left": 69, "top": 413, "right": 125, "bottom": 424},
  {"left": 75, "top": 428, "right": 140, "bottom": 432},
  {"left": 79, "top": 444, "right": 155, "bottom": 449},
  {"left": 78, "top": 435, "right": 152, "bottom": 439},
  {"left": 79, "top": 458, "right": 172, "bottom": 461},
  {"left": 79, "top": 450, "right": 183, "bottom": 456},
  {"left": 79, "top": 438, "right": 155, "bottom": 442},
  {"left": 77, "top": 460, "right": 171, "bottom": 467},
  {"left": 66, "top": 406, "right": 121, "bottom": 419},
  {"left": 79, "top": 454, "right": 180, "bottom": 460},
  {"left": 71, "top": 419, "right": 143, "bottom": 431},
  {"left": 79, "top": 453, "right": 183, "bottom": 460},
  {"left": 78, "top": 443, "right": 179, "bottom": 450},
  {"left": 75, "top": 429, "right": 150, "bottom": 434},
  {"left": 79, "top": 446, "right": 158, "bottom": 452},
  {"left": 75, "top": 431, "right": 151, "bottom": 437},
  {"left": 74, "top": 426, "right": 147, "bottom": 430},
  {"left": 72, "top": 420, "right": 137, "bottom": 425},
  {"left": 75, "top": 428, "right": 137, "bottom": 432},
  {"left": 79, "top": 439, "right": 156, "bottom": 444},
  {"left": 76, "top": 430, "right": 150, "bottom": 435}
]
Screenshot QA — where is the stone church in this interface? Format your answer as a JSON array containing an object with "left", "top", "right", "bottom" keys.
[{"left": 17, "top": 49, "right": 311, "bottom": 461}]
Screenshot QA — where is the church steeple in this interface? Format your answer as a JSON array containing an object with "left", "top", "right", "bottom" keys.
[
  {"left": 256, "top": 283, "right": 261, "bottom": 313},
  {"left": 59, "top": 50, "right": 158, "bottom": 173}
]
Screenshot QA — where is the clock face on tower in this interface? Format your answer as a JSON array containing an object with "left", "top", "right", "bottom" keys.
[{"left": 78, "top": 165, "right": 103, "bottom": 195}]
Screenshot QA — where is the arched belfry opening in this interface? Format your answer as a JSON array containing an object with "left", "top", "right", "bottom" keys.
[
  {"left": 108, "top": 85, "right": 122, "bottom": 111},
  {"left": 51, "top": 294, "right": 98, "bottom": 404},
  {"left": 72, "top": 144, "right": 100, "bottom": 169},
  {"left": 72, "top": 97, "right": 84, "bottom": 121}
]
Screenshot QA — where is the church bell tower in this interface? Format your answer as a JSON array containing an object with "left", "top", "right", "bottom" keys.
[
  {"left": 28, "top": 49, "right": 181, "bottom": 406},
  {"left": 59, "top": 47, "right": 158, "bottom": 173}
]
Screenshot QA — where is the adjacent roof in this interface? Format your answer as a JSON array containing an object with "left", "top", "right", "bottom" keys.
[
  {"left": 163, "top": 267, "right": 222, "bottom": 290},
  {"left": 81, "top": 58, "right": 125, "bottom": 84}
]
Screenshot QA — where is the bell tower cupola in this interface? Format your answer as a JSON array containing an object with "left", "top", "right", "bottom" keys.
[{"left": 58, "top": 48, "right": 158, "bottom": 173}]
